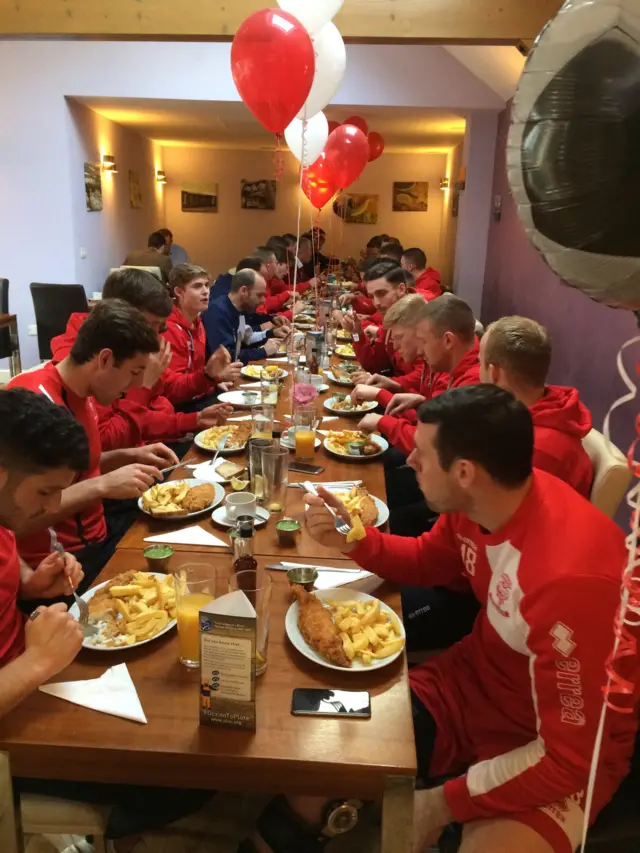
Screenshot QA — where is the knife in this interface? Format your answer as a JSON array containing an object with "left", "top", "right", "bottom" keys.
[{"left": 266, "top": 563, "right": 362, "bottom": 573}]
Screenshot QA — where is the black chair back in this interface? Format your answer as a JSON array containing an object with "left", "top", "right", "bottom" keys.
[
  {"left": 29, "top": 283, "right": 88, "bottom": 361},
  {"left": 0, "top": 279, "right": 11, "bottom": 360}
]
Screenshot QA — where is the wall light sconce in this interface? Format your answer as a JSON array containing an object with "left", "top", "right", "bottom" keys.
[
  {"left": 156, "top": 169, "right": 167, "bottom": 184},
  {"left": 440, "top": 177, "right": 450, "bottom": 191},
  {"left": 102, "top": 154, "right": 117, "bottom": 174}
]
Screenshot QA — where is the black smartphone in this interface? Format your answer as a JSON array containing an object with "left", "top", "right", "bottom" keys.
[
  {"left": 289, "top": 461, "right": 325, "bottom": 475},
  {"left": 291, "top": 689, "right": 371, "bottom": 718}
]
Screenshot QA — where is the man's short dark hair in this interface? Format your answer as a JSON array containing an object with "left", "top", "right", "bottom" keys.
[
  {"left": 70, "top": 300, "right": 159, "bottom": 367},
  {"left": 253, "top": 247, "right": 276, "bottom": 263},
  {"left": 421, "top": 294, "right": 476, "bottom": 344},
  {"left": 380, "top": 242, "right": 404, "bottom": 261},
  {"left": 236, "top": 256, "right": 263, "bottom": 274},
  {"left": 366, "top": 236, "right": 384, "bottom": 250},
  {"left": 363, "top": 260, "right": 408, "bottom": 286},
  {"left": 282, "top": 233, "right": 297, "bottom": 246},
  {"left": 102, "top": 268, "right": 172, "bottom": 318},
  {"left": 403, "top": 248, "right": 427, "bottom": 269},
  {"left": 231, "top": 269, "right": 259, "bottom": 293},
  {"left": 0, "top": 388, "right": 90, "bottom": 474},
  {"left": 148, "top": 231, "right": 167, "bottom": 250},
  {"left": 266, "top": 236, "right": 287, "bottom": 251},
  {"left": 418, "top": 385, "right": 533, "bottom": 488},
  {"left": 157, "top": 228, "right": 173, "bottom": 240},
  {"left": 358, "top": 256, "right": 381, "bottom": 275}
]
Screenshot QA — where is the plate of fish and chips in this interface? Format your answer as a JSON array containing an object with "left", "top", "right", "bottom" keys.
[
  {"left": 194, "top": 422, "right": 252, "bottom": 454},
  {"left": 139, "top": 479, "right": 224, "bottom": 519},
  {"left": 71, "top": 570, "right": 177, "bottom": 650},
  {"left": 324, "top": 395, "right": 378, "bottom": 416},
  {"left": 323, "top": 431, "right": 389, "bottom": 460},
  {"left": 286, "top": 587, "right": 406, "bottom": 671},
  {"left": 325, "top": 484, "right": 389, "bottom": 529}
]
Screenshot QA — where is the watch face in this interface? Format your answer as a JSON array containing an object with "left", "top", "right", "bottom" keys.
[{"left": 325, "top": 802, "right": 359, "bottom": 836}]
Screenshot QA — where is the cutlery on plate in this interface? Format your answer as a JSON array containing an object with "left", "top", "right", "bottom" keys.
[
  {"left": 49, "top": 528, "right": 97, "bottom": 637},
  {"left": 287, "top": 480, "right": 362, "bottom": 489},
  {"left": 302, "top": 481, "right": 351, "bottom": 535},
  {"left": 266, "top": 563, "right": 362, "bottom": 573}
]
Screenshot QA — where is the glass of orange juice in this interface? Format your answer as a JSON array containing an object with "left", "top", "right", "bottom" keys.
[
  {"left": 293, "top": 405, "right": 317, "bottom": 461},
  {"left": 175, "top": 563, "right": 217, "bottom": 669}
]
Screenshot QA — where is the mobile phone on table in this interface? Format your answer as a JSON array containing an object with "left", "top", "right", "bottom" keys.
[
  {"left": 289, "top": 461, "right": 325, "bottom": 475},
  {"left": 291, "top": 688, "right": 371, "bottom": 718}
]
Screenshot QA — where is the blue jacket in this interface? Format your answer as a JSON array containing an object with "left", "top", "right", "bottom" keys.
[{"left": 202, "top": 294, "right": 274, "bottom": 365}]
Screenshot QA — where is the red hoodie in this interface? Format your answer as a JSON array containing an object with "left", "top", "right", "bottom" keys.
[
  {"left": 8, "top": 362, "right": 107, "bottom": 564},
  {"left": 414, "top": 268, "right": 442, "bottom": 300},
  {"left": 265, "top": 278, "right": 291, "bottom": 314},
  {"left": 161, "top": 305, "right": 217, "bottom": 404},
  {"left": 377, "top": 341, "right": 481, "bottom": 454},
  {"left": 353, "top": 326, "right": 415, "bottom": 377},
  {"left": 530, "top": 386, "right": 594, "bottom": 498},
  {"left": 50, "top": 313, "right": 199, "bottom": 450},
  {"left": 0, "top": 527, "right": 25, "bottom": 665}
]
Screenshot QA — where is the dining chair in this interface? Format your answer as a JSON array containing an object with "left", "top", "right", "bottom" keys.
[
  {"left": 20, "top": 794, "right": 108, "bottom": 853},
  {"left": 29, "top": 283, "right": 88, "bottom": 361},
  {"left": 0, "top": 279, "right": 12, "bottom": 364},
  {"left": 582, "top": 428, "right": 632, "bottom": 518}
]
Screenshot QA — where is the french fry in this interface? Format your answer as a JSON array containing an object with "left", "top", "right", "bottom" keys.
[
  {"left": 360, "top": 599, "right": 380, "bottom": 627},
  {"left": 342, "top": 634, "right": 355, "bottom": 661},
  {"left": 364, "top": 626, "right": 381, "bottom": 647},
  {"left": 155, "top": 577, "right": 165, "bottom": 610},
  {"left": 373, "top": 639, "right": 406, "bottom": 659},
  {"left": 115, "top": 598, "right": 131, "bottom": 621},
  {"left": 361, "top": 653, "right": 373, "bottom": 666},
  {"left": 326, "top": 596, "right": 405, "bottom": 666},
  {"left": 109, "top": 585, "right": 143, "bottom": 598}
]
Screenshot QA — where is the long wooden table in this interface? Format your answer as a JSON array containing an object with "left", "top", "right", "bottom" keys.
[{"left": 0, "top": 354, "right": 417, "bottom": 853}]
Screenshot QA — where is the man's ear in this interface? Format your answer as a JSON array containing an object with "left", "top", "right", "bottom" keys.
[{"left": 97, "top": 349, "right": 114, "bottom": 371}]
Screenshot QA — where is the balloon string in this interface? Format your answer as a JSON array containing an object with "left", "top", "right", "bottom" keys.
[
  {"left": 272, "top": 134, "right": 285, "bottom": 181},
  {"left": 289, "top": 121, "right": 306, "bottom": 407},
  {"left": 579, "top": 335, "right": 640, "bottom": 852}
]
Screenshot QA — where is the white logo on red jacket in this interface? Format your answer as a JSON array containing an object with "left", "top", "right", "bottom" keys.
[
  {"left": 456, "top": 535, "right": 477, "bottom": 576},
  {"left": 550, "top": 622, "right": 576, "bottom": 657},
  {"left": 489, "top": 572, "right": 513, "bottom": 617}
]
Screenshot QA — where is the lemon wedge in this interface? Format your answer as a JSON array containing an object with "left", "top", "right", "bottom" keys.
[{"left": 230, "top": 477, "right": 249, "bottom": 492}]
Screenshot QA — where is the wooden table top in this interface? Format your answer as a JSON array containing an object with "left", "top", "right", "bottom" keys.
[
  {"left": 118, "top": 357, "right": 388, "bottom": 559},
  {"left": 0, "top": 550, "right": 417, "bottom": 797}
]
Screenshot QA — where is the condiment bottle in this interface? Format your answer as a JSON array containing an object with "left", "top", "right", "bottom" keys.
[{"left": 233, "top": 515, "right": 257, "bottom": 574}]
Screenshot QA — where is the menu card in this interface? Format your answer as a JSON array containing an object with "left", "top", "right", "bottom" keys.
[{"left": 199, "top": 590, "right": 256, "bottom": 731}]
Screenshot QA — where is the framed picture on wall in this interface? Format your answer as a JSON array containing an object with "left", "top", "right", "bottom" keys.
[
  {"left": 241, "top": 179, "right": 276, "bottom": 210},
  {"left": 332, "top": 192, "right": 379, "bottom": 224},
  {"left": 182, "top": 182, "right": 218, "bottom": 212},
  {"left": 129, "top": 170, "right": 143, "bottom": 209},
  {"left": 84, "top": 163, "right": 103, "bottom": 212},
  {"left": 392, "top": 181, "right": 429, "bottom": 212}
]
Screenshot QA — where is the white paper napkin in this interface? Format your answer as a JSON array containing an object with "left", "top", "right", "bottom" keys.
[
  {"left": 227, "top": 415, "right": 252, "bottom": 421},
  {"left": 190, "top": 458, "right": 227, "bottom": 484},
  {"left": 144, "top": 525, "right": 227, "bottom": 547},
  {"left": 40, "top": 664, "right": 147, "bottom": 724},
  {"left": 283, "top": 414, "right": 338, "bottom": 422},
  {"left": 281, "top": 561, "right": 372, "bottom": 589}
]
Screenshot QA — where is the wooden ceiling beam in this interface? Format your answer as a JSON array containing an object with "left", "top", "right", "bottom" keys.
[{"left": 0, "top": 0, "right": 562, "bottom": 43}]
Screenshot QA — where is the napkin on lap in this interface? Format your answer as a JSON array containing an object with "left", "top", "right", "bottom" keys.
[
  {"left": 144, "top": 525, "right": 227, "bottom": 547},
  {"left": 40, "top": 664, "right": 147, "bottom": 724}
]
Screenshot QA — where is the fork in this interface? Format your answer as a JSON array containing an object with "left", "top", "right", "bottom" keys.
[
  {"left": 302, "top": 482, "right": 351, "bottom": 535},
  {"left": 49, "top": 528, "right": 97, "bottom": 637}
]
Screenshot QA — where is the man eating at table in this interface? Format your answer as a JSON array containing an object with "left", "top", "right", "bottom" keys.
[
  {"left": 9, "top": 300, "right": 170, "bottom": 590},
  {"left": 0, "top": 388, "right": 88, "bottom": 717},
  {"left": 304, "top": 385, "right": 636, "bottom": 853},
  {"left": 401, "top": 246, "right": 442, "bottom": 300}
]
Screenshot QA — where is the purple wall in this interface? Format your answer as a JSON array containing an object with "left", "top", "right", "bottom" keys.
[{"left": 483, "top": 107, "right": 639, "bottom": 489}]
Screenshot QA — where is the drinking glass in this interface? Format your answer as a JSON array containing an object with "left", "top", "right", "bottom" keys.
[
  {"left": 293, "top": 405, "right": 318, "bottom": 460},
  {"left": 248, "top": 437, "right": 273, "bottom": 501},
  {"left": 228, "top": 569, "right": 272, "bottom": 676},
  {"left": 251, "top": 405, "right": 275, "bottom": 440},
  {"left": 260, "top": 378, "right": 279, "bottom": 407},
  {"left": 174, "top": 563, "right": 217, "bottom": 669},
  {"left": 261, "top": 446, "right": 289, "bottom": 513}
]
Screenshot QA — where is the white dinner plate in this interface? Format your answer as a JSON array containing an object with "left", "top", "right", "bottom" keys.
[
  {"left": 334, "top": 346, "right": 357, "bottom": 360},
  {"left": 138, "top": 479, "right": 225, "bottom": 520},
  {"left": 280, "top": 428, "right": 322, "bottom": 451},
  {"left": 70, "top": 572, "right": 177, "bottom": 651},
  {"left": 211, "top": 505, "right": 270, "bottom": 528},
  {"left": 325, "top": 371, "right": 354, "bottom": 387},
  {"left": 240, "top": 365, "right": 287, "bottom": 381},
  {"left": 323, "top": 396, "right": 378, "bottom": 416},
  {"left": 194, "top": 429, "right": 248, "bottom": 455},
  {"left": 322, "top": 488, "right": 389, "bottom": 529},
  {"left": 285, "top": 588, "right": 406, "bottom": 672},
  {"left": 323, "top": 433, "right": 389, "bottom": 461},
  {"left": 335, "top": 331, "right": 353, "bottom": 341},
  {"left": 218, "top": 389, "right": 262, "bottom": 409}
]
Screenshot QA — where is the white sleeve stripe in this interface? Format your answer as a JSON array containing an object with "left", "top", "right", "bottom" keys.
[{"left": 467, "top": 736, "right": 546, "bottom": 797}]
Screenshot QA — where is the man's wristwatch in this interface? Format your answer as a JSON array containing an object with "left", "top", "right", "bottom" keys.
[{"left": 256, "top": 795, "right": 363, "bottom": 853}]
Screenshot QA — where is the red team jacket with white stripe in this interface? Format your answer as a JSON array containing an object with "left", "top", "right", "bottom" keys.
[{"left": 349, "top": 470, "right": 637, "bottom": 824}]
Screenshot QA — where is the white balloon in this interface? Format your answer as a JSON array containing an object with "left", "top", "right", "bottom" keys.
[
  {"left": 277, "top": 0, "right": 343, "bottom": 35},
  {"left": 284, "top": 113, "right": 329, "bottom": 166},
  {"left": 297, "top": 22, "right": 347, "bottom": 121}
]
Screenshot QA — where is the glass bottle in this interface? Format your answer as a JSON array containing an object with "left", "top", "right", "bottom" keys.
[{"left": 233, "top": 515, "right": 258, "bottom": 574}]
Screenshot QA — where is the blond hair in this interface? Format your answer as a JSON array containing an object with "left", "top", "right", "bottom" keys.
[
  {"left": 383, "top": 293, "right": 430, "bottom": 329},
  {"left": 484, "top": 316, "right": 551, "bottom": 387},
  {"left": 421, "top": 293, "right": 476, "bottom": 344},
  {"left": 168, "top": 263, "right": 210, "bottom": 298}
]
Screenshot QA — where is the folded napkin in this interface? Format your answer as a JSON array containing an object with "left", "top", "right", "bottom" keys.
[
  {"left": 144, "top": 525, "right": 227, "bottom": 548},
  {"left": 227, "top": 415, "right": 252, "bottom": 421},
  {"left": 40, "top": 664, "right": 147, "bottom": 724},
  {"left": 281, "top": 561, "right": 372, "bottom": 590},
  {"left": 190, "top": 458, "right": 228, "bottom": 484},
  {"left": 283, "top": 414, "right": 338, "bottom": 422}
]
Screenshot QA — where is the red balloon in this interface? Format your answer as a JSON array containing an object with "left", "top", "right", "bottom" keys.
[
  {"left": 327, "top": 120, "right": 340, "bottom": 134},
  {"left": 302, "top": 152, "right": 337, "bottom": 210},
  {"left": 231, "top": 10, "right": 315, "bottom": 134},
  {"left": 368, "top": 131, "right": 385, "bottom": 162},
  {"left": 324, "top": 125, "right": 370, "bottom": 189},
  {"left": 343, "top": 115, "right": 369, "bottom": 136}
]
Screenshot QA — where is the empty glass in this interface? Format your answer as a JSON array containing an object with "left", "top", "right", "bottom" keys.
[
  {"left": 261, "top": 446, "right": 289, "bottom": 513},
  {"left": 248, "top": 437, "right": 273, "bottom": 501},
  {"left": 228, "top": 570, "right": 272, "bottom": 676}
]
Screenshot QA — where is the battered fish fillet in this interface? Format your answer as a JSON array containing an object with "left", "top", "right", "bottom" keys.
[
  {"left": 182, "top": 483, "right": 215, "bottom": 512},
  {"left": 293, "top": 585, "right": 351, "bottom": 668}
]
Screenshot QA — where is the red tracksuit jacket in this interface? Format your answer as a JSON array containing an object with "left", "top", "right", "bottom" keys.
[
  {"left": 377, "top": 341, "right": 481, "bottom": 453},
  {"left": 0, "top": 527, "right": 25, "bottom": 664},
  {"left": 349, "top": 470, "right": 636, "bottom": 824},
  {"left": 8, "top": 363, "right": 107, "bottom": 563},
  {"left": 414, "top": 268, "right": 442, "bottom": 300},
  {"left": 50, "top": 313, "right": 199, "bottom": 449},
  {"left": 265, "top": 278, "right": 291, "bottom": 314},
  {"left": 161, "top": 305, "right": 218, "bottom": 403},
  {"left": 352, "top": 325, "right": 415, "bottom": 377}
]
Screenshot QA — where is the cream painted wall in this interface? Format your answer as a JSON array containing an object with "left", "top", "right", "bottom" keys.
[
  {"left": 440, "top": 141, "right": 464, "bottom": 287},
  {"left": 66, "top": 99, "right": 165, "bottom": 293},
  {"left": 162, "top": 146, "right": 449, "bottom": 279}
]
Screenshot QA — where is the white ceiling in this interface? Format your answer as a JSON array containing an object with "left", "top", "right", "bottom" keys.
[
  {"left": 76, "top": 97, "right": 467, "bottom": 152},
  {"left": 443, "top": 46, "right": 526, "bottom": 102}
]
